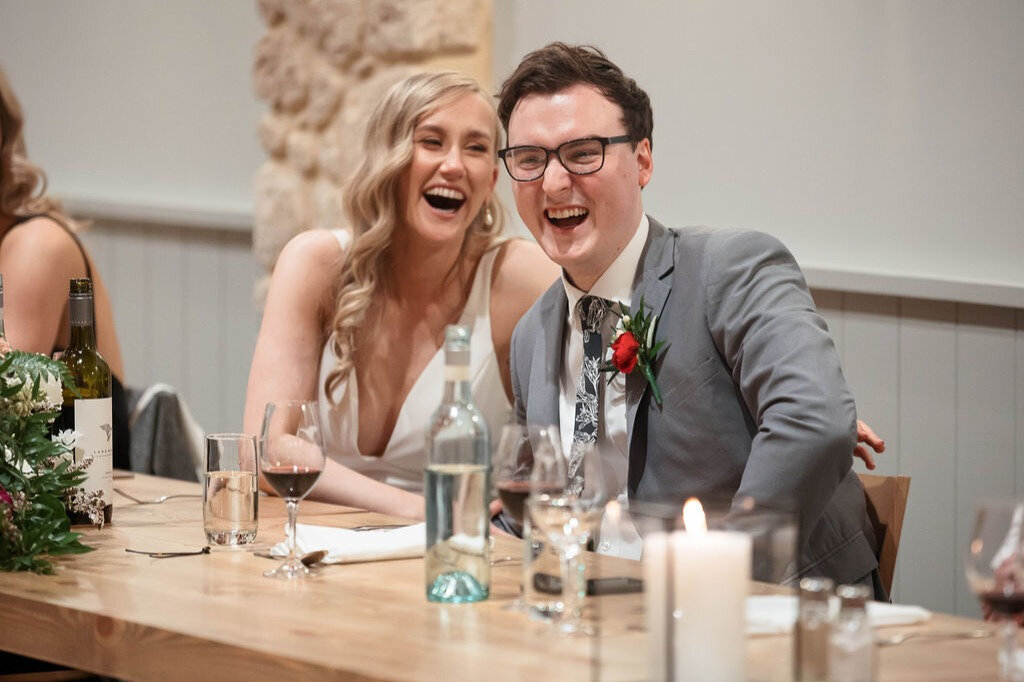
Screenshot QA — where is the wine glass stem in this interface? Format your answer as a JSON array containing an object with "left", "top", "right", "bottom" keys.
[
  {"left": 560, "top": 546, "right": 585, "bottom": 625},
  {"left": 1001, "top": 619, "right": 1019, "bottom": 681},
  {"left": 286, "top": 499, "right": 299, "bottom": 561}
]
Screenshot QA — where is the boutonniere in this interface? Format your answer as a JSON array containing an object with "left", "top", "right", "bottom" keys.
[{"left": 601, "top": 296, "right": 665, "bottom": 407}]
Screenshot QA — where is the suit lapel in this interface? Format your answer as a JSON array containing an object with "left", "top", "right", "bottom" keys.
[
  {"left": 531, "top": 286, "right": 567, "bottom": 428},
  {"left": 626, "top": 218, "right": 676, "bottom": 437}
]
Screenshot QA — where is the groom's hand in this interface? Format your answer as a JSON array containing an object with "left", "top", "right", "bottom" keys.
[{"left": 854, "top": 420, "right": 885, "bottom": 470}]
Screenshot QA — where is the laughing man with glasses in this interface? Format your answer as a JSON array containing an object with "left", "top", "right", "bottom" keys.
[{"left": 495, "top": 42, "right": 886, "bottom": 599}]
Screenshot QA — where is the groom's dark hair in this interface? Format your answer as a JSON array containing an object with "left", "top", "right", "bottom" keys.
[{"left": 496, "top": 42, "right": 653, "bottom": 149}]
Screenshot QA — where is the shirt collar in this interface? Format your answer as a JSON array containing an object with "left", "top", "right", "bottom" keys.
[{"left": 562, "top": 214, "right": 650, "bottom": 324}]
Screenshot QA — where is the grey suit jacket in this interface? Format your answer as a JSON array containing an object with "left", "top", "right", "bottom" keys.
[{"left": 510, "top": 217, "right": 878, "bottom": 585}]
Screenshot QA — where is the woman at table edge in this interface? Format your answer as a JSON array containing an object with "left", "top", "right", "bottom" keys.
[
  {"left": 0, "top": 64, "right": 130, "bottom": 469},
  {"left": 242, "top": 70, "right": 884, "bottom": 522}
]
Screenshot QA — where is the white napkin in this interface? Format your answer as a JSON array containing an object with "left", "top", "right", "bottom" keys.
[
  {"left": 746, "top": 595, "right": 932, "bottom": 635},
  {"left": 270, "top": 522, "right": 426, "bottom": 564}
]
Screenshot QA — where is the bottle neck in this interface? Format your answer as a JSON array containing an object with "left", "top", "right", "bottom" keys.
[
  {"left": 68, "top": 295, "right": 97, "bottom": 349},
  {"left": 443, "top": 364, "right": 472, "bottom": 404}
]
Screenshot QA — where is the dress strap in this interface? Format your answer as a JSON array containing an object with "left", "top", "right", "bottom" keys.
[
  {"left": 459, "top": 243, "right": 502, "bottom": 322},
  {"left": 330, "top": 229, "right": 352, "bottom": 253}
]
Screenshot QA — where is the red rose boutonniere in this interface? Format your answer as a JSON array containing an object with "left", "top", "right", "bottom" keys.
[{"left": 601, "top": 296, "right": 665, "bottom": 407}]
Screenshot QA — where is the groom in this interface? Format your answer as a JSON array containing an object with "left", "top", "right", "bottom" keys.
[{"left": 498, "top": 43, "right": 882, "bottom": 594}]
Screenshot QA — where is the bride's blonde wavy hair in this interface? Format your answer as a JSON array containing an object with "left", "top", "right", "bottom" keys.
[
  {"left": 323, "top": 71, "right": 505, "bottom": 400},
  {"left": 0, "top": 66, "right": 65, "bottom": 219}
]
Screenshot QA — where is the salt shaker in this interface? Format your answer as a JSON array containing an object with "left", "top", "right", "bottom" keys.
[
  {"left": 829, "top": 583, "right": 877, "bottom": 682},
  {"left": 795, "top": 577, "right": 834, "bottom": 681}
]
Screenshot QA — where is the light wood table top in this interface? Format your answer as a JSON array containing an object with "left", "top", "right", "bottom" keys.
[{"left": 0, "top": 473, "right": 1002, "bottom": 681}]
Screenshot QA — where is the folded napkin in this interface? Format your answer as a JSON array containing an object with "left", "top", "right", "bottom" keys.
[
  {"left": 271, "top": 522, "right": 426, "bottom": 564},
  {"left": 746, "top": 595, "right": 931, "bottom": 635}
]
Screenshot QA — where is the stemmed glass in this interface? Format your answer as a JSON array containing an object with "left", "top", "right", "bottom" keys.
[
  {"left": 493, "top": 423, "right": 564, "bottom": 528},
  {"left": 526, "top": 442, "right": 610, "bottom": 635},
  {"left": 966, "top": 499, "right": 1024, "bottom": 680},
  {"left": 259, "top": 400, "right": 325, "bottom": 579},
  {"left": 493, "top": 424, "right": 565, "bottom": 613}
]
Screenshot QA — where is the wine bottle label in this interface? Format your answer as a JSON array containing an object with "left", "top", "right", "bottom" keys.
[
  {"left": 73, "top": 397, "right": 113, "bottom": 503},
  {"left": 444, "top": 365, "right": 471, "bottom": 382}
]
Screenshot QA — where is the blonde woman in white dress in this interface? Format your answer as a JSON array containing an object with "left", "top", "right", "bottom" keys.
[{"left": 243, "top": 72, "right": 558, "bottom": 519}]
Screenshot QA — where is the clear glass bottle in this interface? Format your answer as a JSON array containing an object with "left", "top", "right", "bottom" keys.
[
  {"left": 57, "top": 278, "right": 113, "bottom": 524},
  {"left": 795, "top": 577, "right": 834, "bottom": 681},
  {"left": 829, "top": 584, "right": 877, "bottom": 682},
  {"left": 424, "top": 325, "right": 490, "bottom": 602}
]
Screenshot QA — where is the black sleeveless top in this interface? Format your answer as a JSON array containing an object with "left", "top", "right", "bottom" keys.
[{"left": 5, "top": 213, "right": 131, "bottom": 470}]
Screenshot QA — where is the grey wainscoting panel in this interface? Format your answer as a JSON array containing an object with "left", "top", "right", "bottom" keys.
[
  {"left": 954, "top": 305, "right": 1018, "bottom": 617},
  {"left": 813, "top": 290, "right": 1023, "bottom": 616},
  {"left": 79, "top": 221, "right": 260, "bottom": 435},
  {"left": 897, "top": 299, "right": 957, "bottom": 614}
]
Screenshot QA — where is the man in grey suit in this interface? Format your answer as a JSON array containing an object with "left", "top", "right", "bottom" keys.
[{"left": 496, "top": 43, "right": 882, "bottom": 595}]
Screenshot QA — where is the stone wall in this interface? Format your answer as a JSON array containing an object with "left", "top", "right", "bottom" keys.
[{"left": 251, "top": 0, "right": 492, "bottom": 275}]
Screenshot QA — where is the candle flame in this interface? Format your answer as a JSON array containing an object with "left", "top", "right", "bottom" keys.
[
  {"left": 605, "top": 499, "right": 621, "bottom": 525},
  {"left": 682, "top": 497, "right": 707, "bottom": 535}
]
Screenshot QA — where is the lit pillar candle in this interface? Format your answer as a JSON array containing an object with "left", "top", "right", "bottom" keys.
[
  {"left": 643, "top": 530, "right": 672, "bottom": 681},
  {"left": 673, "top": 498, "right": 751, "bottom": 682}
]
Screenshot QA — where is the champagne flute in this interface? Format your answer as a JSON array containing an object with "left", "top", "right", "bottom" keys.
[
  {"left": 966, "top": 499, "right": 1024, "bottom": 680},
  {"left": 260, "top": 400, "right": 325, "bottom": 579},
  {"left": 526, "top": 442, "right": 610, "bottom": 635}
]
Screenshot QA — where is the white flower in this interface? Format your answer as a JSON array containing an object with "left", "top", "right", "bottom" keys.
[
  {"left": 41, "top": 375, "right": 64, "bottom": 408},
  {"left": 1, "top": 444, "right": 12, "bottom": 462},
  {"left": 52, "top": 429, "right": 81, "bottom": 452},
  {"left": 622, "top": 315, "right": 631, "bottom": 326}
]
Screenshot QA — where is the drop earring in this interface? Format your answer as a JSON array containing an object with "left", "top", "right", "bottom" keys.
[{"left": 483, "top": 205, "right": 494, "bottom": 227}]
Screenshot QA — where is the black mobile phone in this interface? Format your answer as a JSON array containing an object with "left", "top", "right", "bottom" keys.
[{"left": 533, "top": 572, "right": 643, "bottom": 596}]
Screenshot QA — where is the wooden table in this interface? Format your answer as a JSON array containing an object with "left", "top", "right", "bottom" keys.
[{"left": 0, "top": 473, "right": 1002, "bottom": 680}]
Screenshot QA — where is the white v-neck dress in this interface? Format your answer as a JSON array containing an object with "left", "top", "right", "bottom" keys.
[{"left": 317, "top": 231, "right": 511, "bottom": 493}]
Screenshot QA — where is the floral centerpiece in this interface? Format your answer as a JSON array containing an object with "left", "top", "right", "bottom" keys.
[{"left": 0, "top": 340, "right": 96, "bottom": 573}]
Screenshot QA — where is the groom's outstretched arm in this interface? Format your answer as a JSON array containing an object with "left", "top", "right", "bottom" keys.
[{"left": 704, "top": 229, "right": 857, "bottom": 536}]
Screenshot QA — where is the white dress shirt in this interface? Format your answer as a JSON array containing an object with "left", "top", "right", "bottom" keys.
[{"left": 559, "top": 215, "right": 649, "bottom": 559}]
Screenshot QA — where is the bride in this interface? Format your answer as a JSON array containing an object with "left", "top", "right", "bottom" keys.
[{"left": 243, "top": 72, "right": 558, "bottom": 519}]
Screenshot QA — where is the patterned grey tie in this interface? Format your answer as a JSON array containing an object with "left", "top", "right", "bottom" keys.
[{"left": 570, "top": 295, "right": 607, "bottom": 495}]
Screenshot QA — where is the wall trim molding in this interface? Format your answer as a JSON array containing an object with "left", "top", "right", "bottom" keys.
[
  {"left": 804, "top": 264, "right": 1024, "bottom": 310},
  {"left": 64, "top": 195, "right": 252, "bottom": 233}
]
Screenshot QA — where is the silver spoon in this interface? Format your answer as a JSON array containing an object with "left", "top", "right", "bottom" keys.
[
  {"left": 114, "top": 488, "right": 201, "bottom": 505},
  {"left": 877, "top": 628, "right": 992, "bottom": 646}
]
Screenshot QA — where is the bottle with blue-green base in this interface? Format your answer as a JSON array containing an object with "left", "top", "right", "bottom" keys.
[{"left": 424, "top": 324, "right": 490, "bottom": 603}]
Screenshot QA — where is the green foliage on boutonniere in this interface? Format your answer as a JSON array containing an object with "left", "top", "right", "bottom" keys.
[
  {"left": 600, "top": 296, "right": 666, "bottom": 407},
  {"left": 0, "top": 346, "right": 95, "bottom": 574}
]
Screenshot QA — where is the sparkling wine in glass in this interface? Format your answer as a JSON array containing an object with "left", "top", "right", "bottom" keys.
[
  {"left": 260, "top": 400, "right": 325, "bottom": 579},
  {"left": 966, "top": 499, "right": 1024, "bottom": 680},
  {"left": 526, "top": 442, "right": 610, "bottom": 635}
]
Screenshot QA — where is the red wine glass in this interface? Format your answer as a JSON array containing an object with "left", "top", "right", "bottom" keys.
[
  {"left": 260, "top": 400, "right": 325, "bottom": 579},
  {"left": 966, "top": 499, "right": 1024, "bottom": 680}
]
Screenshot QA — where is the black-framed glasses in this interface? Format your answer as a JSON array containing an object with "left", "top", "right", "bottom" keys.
[{"left": 497, "top": 135, "right": 633, "bottom": 182}]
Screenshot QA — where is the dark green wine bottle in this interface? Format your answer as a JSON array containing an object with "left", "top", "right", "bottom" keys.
[{"left": 58, "top": 278, "right": 113, "bottom": 524}]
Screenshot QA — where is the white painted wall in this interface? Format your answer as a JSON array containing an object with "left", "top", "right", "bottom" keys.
[
  {"left": 495, "top": 1, "right": 1024, "bottom": 296},
  {"left": 0, "top": 0, "right": 264, "bottom": 216}
]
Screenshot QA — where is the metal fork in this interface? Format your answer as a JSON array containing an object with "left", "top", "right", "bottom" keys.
[
  {"left": 114, "top": 488, "right": 201, "bottom": 505},
  {"left": 877, "top": 628, "right": 992, "bottom": 646}
]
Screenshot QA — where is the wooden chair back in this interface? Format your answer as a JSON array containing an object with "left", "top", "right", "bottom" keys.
[{"left": 857, "top": 472, "right": 911, "bottom": 595}]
